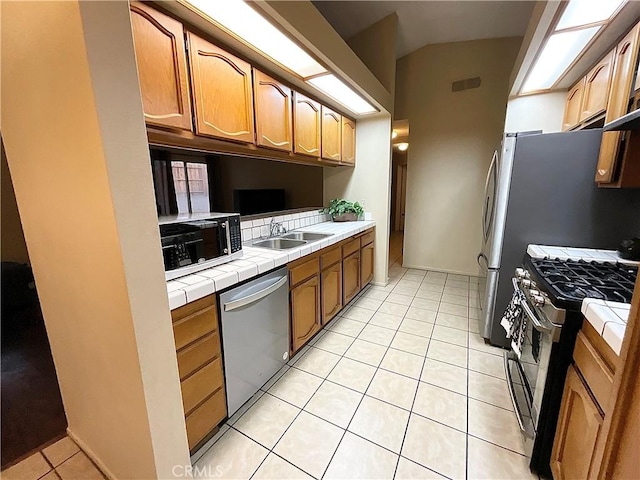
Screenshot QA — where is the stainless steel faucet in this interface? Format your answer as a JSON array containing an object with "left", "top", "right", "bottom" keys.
[{"left": 269, "top": 217, "right": 287, "bottom": 237}]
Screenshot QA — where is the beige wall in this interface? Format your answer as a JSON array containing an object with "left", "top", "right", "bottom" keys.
[
  {"left": 347, "top": 14, "right": 398, "bottom": 96},
  {"left": 324, "top": 116, "right": 392, "bottom": 284},
  {"left": 1, "top": 2, "right": 189, "bottom": 478},
  {"left": 1, "top": 144, "right": 29, "bottom": 264},
  {"left": 395, "top": 37, "right": 522, "bottom": 275},
  {"left": 214, "top": 155, "right": 323, "bottom": 212},
  {"left": 505, "top": 91, "right": 568, "bottom": 134}
]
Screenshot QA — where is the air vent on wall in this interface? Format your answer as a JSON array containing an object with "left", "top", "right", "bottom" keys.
[{"left": 452, "top": 77, "right": 481, "bottom": 92}]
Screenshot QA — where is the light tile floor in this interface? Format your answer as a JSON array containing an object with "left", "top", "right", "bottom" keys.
[
  {"left": 194, "top": 263, "right": 538, "bottom": 480},
  {"left": 1, "top": 436, "right": 105, "bottom": 480}
]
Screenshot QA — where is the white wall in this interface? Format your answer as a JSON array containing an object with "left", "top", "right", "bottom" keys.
[
  {"left": 1, "top": 2, "right": 190, "bottom": 478},
  {"left": 395, "top": 37, "right": 522, "bottom": 275},
  {"left": 324, "top": 116, "right": 393, "bottom": 284},
  {"left": 504, "top": 91, "right": 568, "bottom": 134}
]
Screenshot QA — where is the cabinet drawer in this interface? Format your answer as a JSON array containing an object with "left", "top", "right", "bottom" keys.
[
  {"left": 173, "top": 310, "right": 217, "bottom": 351},
  {"left": 180, "top": 357, "right": 224, "bottom": 415},
  {"left": 185, "top": 387, "right": 226, "bottom": 450},
  {"left": 321, "top": 246, "right": 341, "bottom": 269},
  {"left": 290, "top": 257, "right": 319, "bottom": 286},
  {"left": 360, "top": 230, "right": 374, "bottom": 247},
  {"left": 342, "top": 238, "right": 360, "bottom": 258},
  {"left": 573, "top": 331, "right": 614, "bottom": 413},
  {"left": 176, "top": 333, "right": 221, "bottom": 381}
]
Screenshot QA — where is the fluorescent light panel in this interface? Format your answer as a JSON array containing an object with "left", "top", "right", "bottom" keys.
[
  {"left": 556, "top": 0, "right": 626, "bottom": 30},
  {"left": 307, "top": 74, "right": 376, "bottom": 115},
  {"left": 522, "top": 26, "right": 600, "bottom": 93},
  {"left": 185, "top": 0, "right": 327, "bottom": 78}
]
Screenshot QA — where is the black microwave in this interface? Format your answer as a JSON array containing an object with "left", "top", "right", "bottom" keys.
[{"left": 159, "top": 213, "right": 242, "bottom": 280}]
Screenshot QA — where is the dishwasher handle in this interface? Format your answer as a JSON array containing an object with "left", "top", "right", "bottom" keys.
[{"left": 223, "top": 275, "right": 288, "bottom": 312}]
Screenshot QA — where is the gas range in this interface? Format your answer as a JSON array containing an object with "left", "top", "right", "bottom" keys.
[
  {"left": 521, "top": 255, "right": 637, "bottom": 311},
  {"left": 506, "top": 254, "right": 637, "bottom": 477}
]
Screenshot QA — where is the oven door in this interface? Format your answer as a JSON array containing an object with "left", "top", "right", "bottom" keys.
[{"left": 505, "top": 279, "right": 557, "bottom": 457}]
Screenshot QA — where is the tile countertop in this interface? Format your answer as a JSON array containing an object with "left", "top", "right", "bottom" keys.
[
  {"left": 166, "top": 220, "right": 376, "bottom": 310},
  {"left": 528, "top": 244, "right": 638, "bottom": 356}
]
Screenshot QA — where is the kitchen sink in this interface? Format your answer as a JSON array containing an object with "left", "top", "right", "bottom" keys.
[
  {"left": 282, "top": 232, "right": 334, "bottom": 241},
  {"left": 252, "top": 238, "right": 307, "bottom": 250}
]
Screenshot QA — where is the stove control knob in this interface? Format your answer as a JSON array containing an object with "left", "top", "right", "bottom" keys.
[
  {"left": 522, "top": 279, "right": 532, "bottom": 288},
  {"left": 515, "top": 268, "right": 526, "bottom": 279},
  {"left": 529, "top": 289, "right": 540, "bottom": 296},
  {"left": 532, "top": 294, "right": 546, "bottom": 307}
]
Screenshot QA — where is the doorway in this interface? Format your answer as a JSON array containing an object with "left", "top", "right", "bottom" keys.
[
  {"left": 389, "top": 120, "right": 409, "bottom": 267},
  {"left": 1, "top": 145, "right": 67, "bottom": 468}
]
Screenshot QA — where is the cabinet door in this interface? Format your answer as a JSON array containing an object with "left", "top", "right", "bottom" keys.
[
  {"left": 321, "top": 262, "right": 342, "bottom": 325},
  {"left": 254, "top": 70, "right": 292, "bottom": 152},
  {"left": 130, "top": 2, "right": 192, "bottom": 131},
  {"left": 551, "top": 366, "right": 604, "bottom": 480},
  {"left": 187, "top": 32, "right": 255, "bottom": 143},
  {"left": 562, "top": 78, "right": 585, "bottom": 131},
  {"left": 361, "top": 242, "right": 374, "bottom": 287},
  {"left": 291, "top": 275, "right": 321, "bottom": 352},
  {"left": 580, "top": 49, "right": 615, "bottom": 122},
  {"left": 341, "top": 117, "right": 356, "bottom": 165},
  {"left": 596, "top": 24, "right": 640, "bottom": 183},
  {"left": 343, "top": 251, "right": 360, "bottom": 305},
  {"left": 322, "top": 106, "right": 342, "bottom": 161},
  {"left": 293, "top": 92, "right": 321, "bottom": 157}
]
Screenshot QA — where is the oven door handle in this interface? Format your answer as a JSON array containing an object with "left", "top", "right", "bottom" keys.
[
  {"left": 511, "top": 277, "right": 553, "bottom": 335},
  {"left": 504, "top": 351, "right": 534, "bottom": 439}
]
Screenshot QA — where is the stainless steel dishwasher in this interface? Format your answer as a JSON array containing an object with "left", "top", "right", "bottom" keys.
[{"left": 219, "top": 267, "right": 289, "bottom": 416}]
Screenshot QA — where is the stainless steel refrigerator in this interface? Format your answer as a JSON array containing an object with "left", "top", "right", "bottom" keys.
[{"left": 477, "top": 129, "right": 640, "bottom": 347}]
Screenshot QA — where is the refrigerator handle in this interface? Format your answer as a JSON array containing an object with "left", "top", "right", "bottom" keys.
[
  {"left": 477, "top": 253, "right": 488, "bottom": 270},
  {"left": 482, "top": 150, "right": 498, "bottom": 241}
]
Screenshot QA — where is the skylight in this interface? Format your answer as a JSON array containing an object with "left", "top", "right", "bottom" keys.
[{"left": 521, "top": 0, "right": 627, "bottom": 93}]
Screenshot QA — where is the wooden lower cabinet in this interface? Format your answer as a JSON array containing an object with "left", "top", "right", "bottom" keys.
[
  {"left": 321, "top": 261, "right": 342, "bottom": 325},
  {"left": 288, "top": 227, "right": 375, "bottom": 355},
  {"left": 361, "top": 242, "right": 374, "bottom": 287},
  {"left": 551, "top": 365, "right": 604, "bottom": 480},
  {"left": 343, "top": 251, "right": 360, "bottom": 305},
  {"left": 171, "top": 295, "right": 226, "bottom": 452},
  {"left": 291, "top": 274, "right": 321, "bottom": 352}
]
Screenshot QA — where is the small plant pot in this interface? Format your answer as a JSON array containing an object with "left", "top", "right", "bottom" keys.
[{"left": 333, "top": 212, "right": 358, "bottom": 222}]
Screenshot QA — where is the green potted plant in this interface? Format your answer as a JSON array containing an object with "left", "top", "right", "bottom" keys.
[{"left": 321, "top": 199, "right": 364, "bottom": 222}]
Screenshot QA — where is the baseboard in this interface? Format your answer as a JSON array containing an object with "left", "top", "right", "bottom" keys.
[
  {"left": 400, "top": 263, "right": 481, "bottom": 278},
  {"left": 66, "top": 428, "right": 116, "bottom": 480}
]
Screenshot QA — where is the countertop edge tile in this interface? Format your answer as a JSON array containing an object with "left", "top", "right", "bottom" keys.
[{"left": 167, "top": 220, "right": 375, "bottom": 309}]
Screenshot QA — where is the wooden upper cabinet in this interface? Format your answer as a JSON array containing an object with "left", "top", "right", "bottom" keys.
[
  {"left": 186, "top": 32, "right": 255, "bottom": 144},
  {"left": 551, "top": 366, "right": 604, "bottom": 480},
  {"left": 293, "top": 92, "right": 321, "bottom": 157},
  {"left": 254, "top": 70, "right": 292, "bottom": 152},
  {"left": 596, "top": 24, "right": 640, "bottom": 183},
  {"left": 322, "top": 106, "right": 342, "bottom": 161},
  {"left": 562, "top": 78, "right": 586, "bottom": 131},
  {"left": 130, "top": 2, "right": 192, "bottom": 131},
  {"left": 580, "top": 49, "right": 615, "bottom": 122},
  {"left": 341, "top": 117, "right": 356, "bottom": 165}
]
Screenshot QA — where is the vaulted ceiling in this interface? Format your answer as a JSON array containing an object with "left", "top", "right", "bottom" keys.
[{"left": 313, "top": 1, "right": 536, "bottom": 58}]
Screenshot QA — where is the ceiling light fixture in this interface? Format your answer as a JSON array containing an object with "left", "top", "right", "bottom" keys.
[
  {"left": 307, "top": 74, "right": 377, "bottom": 115},
  {"left": 182, "top": 0, "right": 327, "bottom": 78},
  {"left": 392, "top": 130, "right": 398, "bottom": 139},
  {"left": 397, "top": 143, "right": 409, "bottom": 151},
  {"left": 522, "top": 27, "right": 600, "bottom": 92},
  {"left": 520, "top": 0, "right": 627, "bottom": 94},
  {"left": 556, "top": 0, "right": 626, "bottom": 30}
]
